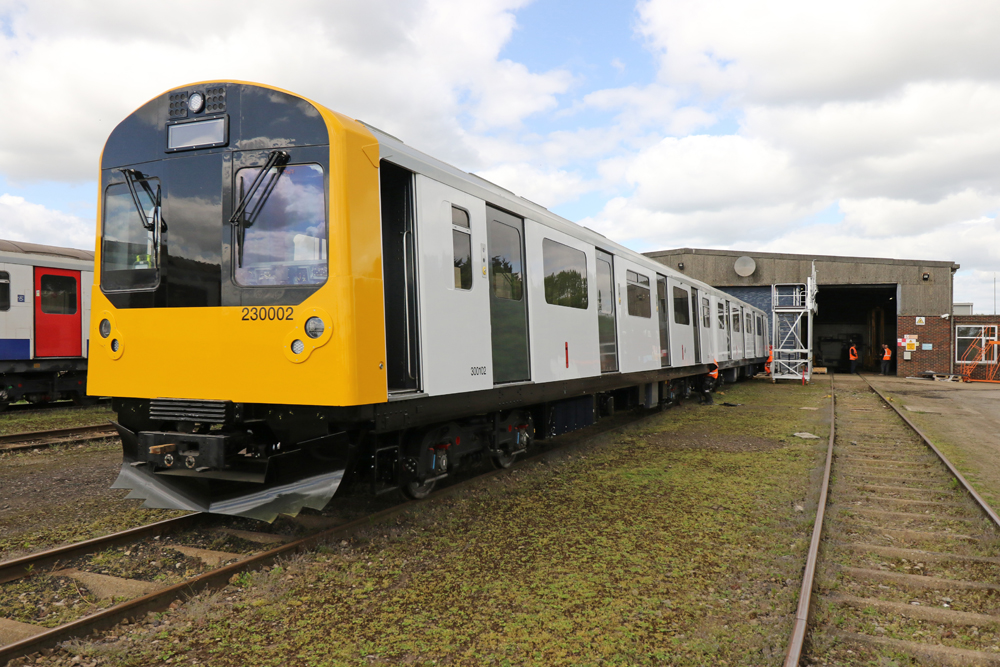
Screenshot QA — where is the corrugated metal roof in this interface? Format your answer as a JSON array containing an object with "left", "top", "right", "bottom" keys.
[{"left": 0, "top": 239, "right": 94, "bottom": 261}]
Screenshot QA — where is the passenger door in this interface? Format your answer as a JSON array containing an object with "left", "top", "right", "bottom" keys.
[
  {"left": 380, "top": 161, "right": 421, "bottom": 392},
  {"left": 487, "top": 205, "right": 530, "bottom": 383},
  {"left": 33, "top": 267, "right": 82, "bottom": 358},
  {"left": 597, "top": 250, "right": 618, "bottom": 372},
  {"left": 656, "top": 275, "right": 669, "bottom": 367}
]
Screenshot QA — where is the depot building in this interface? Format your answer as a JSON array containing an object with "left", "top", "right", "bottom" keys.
[{"left": 644, "top": 248, "right": 993, "bottom": 378}]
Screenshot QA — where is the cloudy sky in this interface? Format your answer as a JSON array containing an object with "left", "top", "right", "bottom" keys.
[{"left": 2, "top": 0, "right": 999, "bottom": 310}]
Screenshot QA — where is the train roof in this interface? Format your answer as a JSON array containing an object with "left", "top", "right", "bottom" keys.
[
  {"left": 360, "top": 122, "right": 765, "bottom": 315},
  {"left": 0, "top": 239, "right": 94, "bottom": 261}
]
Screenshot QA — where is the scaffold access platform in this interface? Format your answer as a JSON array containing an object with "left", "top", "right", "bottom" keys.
[{"left": 772, "top": 265, "right": 818, "bottom": 383}]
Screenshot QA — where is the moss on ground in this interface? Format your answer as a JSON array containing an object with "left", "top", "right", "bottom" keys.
[
  {"left": 44, "top": 379, "right": 831, "bottom": 667},
  {"left": 0, "top": 406, "right": 116, "bottom": 436}
]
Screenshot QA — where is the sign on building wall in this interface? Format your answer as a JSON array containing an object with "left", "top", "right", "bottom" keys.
[{"left": 916, "top": 317, "right": 926, "bottom": 325}]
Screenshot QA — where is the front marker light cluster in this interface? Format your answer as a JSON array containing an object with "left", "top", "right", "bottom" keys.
[
  {"left": 305, "top": 316, "right": 325, "bottom": 339},
  {"left": 282, "top": 309, "right": 332, "bottom": 363},
  {"left": 99, "top": 319, "right": 111, "bottom": 338}
]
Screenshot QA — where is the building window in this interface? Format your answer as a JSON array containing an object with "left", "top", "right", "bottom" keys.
[
  {"left": 718, "top": 302, "right": 725, "bottom": 329},
  {"left": 626, "top": 270, "right": 651, "bottom": 317},
  {"left": 542, "top": 239, "right": 588, "bottom": 309},
  {"left": 0, "top": 271, "right": 8, "bottom": 311},
  {"left": 956, "top": 325, "right": 998, "bottom": 364},
  {"left": 452, "top": 206, "right": 472, "bottom": 290},
  {"left": 673, "top": 287, "right": 690, "bottom": 325},
  {"left": 701, "top": 297, "right": 710, "bottom": 328}
]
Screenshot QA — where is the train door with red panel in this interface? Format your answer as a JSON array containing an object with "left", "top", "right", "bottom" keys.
[{"left": 33, "top": 266, "right": 82, "bottom": 357}]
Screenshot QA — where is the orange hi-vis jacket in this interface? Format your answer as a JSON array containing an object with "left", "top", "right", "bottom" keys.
[
  {"left": 883, "top": 347, "right": 892, "bottom": 361},
  {"left": 709, "top": 360, "right": 719, "bottom": 379},
  {"left": 849, "top": 345, "right": 858, "bottom": 360}
]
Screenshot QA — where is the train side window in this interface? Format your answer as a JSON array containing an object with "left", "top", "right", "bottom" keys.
[
  {"left": 747, "top": 315, "right": 753, "bottom": 335},
  {"left": 490, "top": 221, "right": 523, "bottom": 301},
  {"left": 0, "top": 271, "right": 8, "bottom": 311},
  {"left": 673, "top": 287, "right": 690, "bottom": 325},
  {"left": 626, "top": 270, "right": 650, "bottom": 317},
  {"left": 542, "top": 238, "right": 588, "bottom": 309},
  {"left": 234, "top": 163, "right": 327, "bottom": 287},
  {"left": 452, "top": 206, "right": 472, "bottom": 290},
  {"left": 701, "top": 297, "right": 710, "bottom": 327},
  {"left": 40, "top": 275, "right": 77, "bottom": 315},
  {"left": 757, "top": 315, "right": 763, "bottom": 334},
  {"left": 732, "top": 310, "right": 741, "bottom": 332}
]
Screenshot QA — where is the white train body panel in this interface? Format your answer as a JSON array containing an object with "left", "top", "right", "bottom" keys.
[
  {"left": 413, "top": 176, "right": 495, "bottom": 395},
  {"left": 614, "top": 255, "right": 660, "bottom": 374},
  {"left": 524, "top": 220, "right": 602, "bottom": 384}
]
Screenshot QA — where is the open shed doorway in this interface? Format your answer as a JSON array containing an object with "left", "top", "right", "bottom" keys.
[{"left": 813, "top": 284, "right": 897, "bottom": 373}]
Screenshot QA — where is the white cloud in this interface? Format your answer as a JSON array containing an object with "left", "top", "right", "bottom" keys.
[
  {"left": 0, "top": 0, "right": 570, "bottom": 181},
  {"left": 0, "top": 194, "right": 93, "bottom": 249},
  {"left": 473, "top": 163, "right": 593, "bottom": 208}
]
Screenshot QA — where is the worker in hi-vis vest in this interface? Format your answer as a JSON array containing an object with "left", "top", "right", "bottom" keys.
[
  {"left": 699, "top": 360, "right": 719, "bottom": 405},
  {"left": 881, "top": 344, "right": 892, "bottom": 376},
  {"left": 849, "top": 344, "right": 859, "bottom": 374}
]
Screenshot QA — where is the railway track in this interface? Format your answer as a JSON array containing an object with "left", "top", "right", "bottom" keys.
[
  {"left": 0, "top": 425, "right": 119, "bottom": 453},
  {"left": 0, "top": 405, "right": 654, "bottom": 664},
  {"left": 786, "top": 373, "right": 1000, "bottom": 666}
]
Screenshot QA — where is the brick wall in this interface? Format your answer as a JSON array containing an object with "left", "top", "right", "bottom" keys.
[
  {"left": 953, "top": 315, "right": 1000, "bottom": 381},
  {"left": 895, "top": 315, "right": 952, "bottom": 376}
]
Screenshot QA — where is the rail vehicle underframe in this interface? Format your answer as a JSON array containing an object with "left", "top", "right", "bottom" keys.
[
  {"left": 110, "top": 360, "right": 762, "bottom": 521},
  {"left": 0, "top": 358, "right": 89, "bottom": 407}
]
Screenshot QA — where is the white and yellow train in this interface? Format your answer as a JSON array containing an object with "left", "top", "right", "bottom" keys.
[{"left": 89, "top": 81, "right": 769, "bottom": 521}]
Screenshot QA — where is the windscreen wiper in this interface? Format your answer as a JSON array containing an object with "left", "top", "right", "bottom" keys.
[
  {"left": 230, "top": 150, "right": 289, "bottom": 268},
  {"left": 119, "top": 168, "right": 157, "bottom": 231}
]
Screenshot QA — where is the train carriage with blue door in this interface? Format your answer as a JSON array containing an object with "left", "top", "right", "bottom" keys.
[{"left": 89, "top": 81, "right": 768, "bottom": 521}]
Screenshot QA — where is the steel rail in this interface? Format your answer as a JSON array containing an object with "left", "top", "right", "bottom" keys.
[
  {"left": 861, "top": 376, "right": 1000, "bottom": 530},
  {"left": 0, "top": 424, "right": 118, "bottom": 452},
  {"left": 783, "top": 387, "right": 836, "bottom": 667},
  {"left": 0, "top": 407, "right": 648, "bottom": 663},
  {"left": 0, "top": 514, "right": 203, "bottom": 585}
]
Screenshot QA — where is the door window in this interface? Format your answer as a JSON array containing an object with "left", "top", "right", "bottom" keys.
[
  {"left": 40, "top": 275, "right": 77, "bottom": 314},
  {"left": 489, "top": 222, "right": 523, "bottom": 300},
  {"left": 597, "top": 253, "right": 618, "bottom": 373},
  {"left": 0, "top": 271, "right": 8, "bottom": 311}
]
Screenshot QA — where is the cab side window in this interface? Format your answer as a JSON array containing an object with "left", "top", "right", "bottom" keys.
[{"left": 452, "top": 206, "right": 472, "bottom": 290}]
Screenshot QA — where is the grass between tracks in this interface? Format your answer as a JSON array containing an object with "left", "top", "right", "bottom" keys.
[
  {"left": 0, "top": 406, "right": 116, "bottom": 436},
  {"left": 54, "top": 380, "right": 830, "bottom": 667}
]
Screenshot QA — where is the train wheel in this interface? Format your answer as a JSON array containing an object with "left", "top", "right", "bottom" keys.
[
  {"left": 491, "top": 450, "right": 516, "bottom": 469},
  {"left": 402, "top": 479, "right": 436, "bottom": 500}
]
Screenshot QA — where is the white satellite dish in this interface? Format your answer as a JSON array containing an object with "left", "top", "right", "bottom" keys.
[{"left": 734, "top": 256, "right": 756, "bottom": 277}]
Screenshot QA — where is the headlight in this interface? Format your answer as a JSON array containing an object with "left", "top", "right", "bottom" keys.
[
  {"left": 304, "top": 317, "right": 325, "bottom": 339},
  {"left": 187, "top": 92, "right": 204, "bottom": 113},
  {"left": 291, "top": 339, "right": 305, "bottom": 355},
  {"left": 99, "top": 319, "right": 111, "bottom": 338},
  {"left": 111, "top": 339, "right": 120, "bottom": 352}
]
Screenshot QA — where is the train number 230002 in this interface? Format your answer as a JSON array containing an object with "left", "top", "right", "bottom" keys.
[{"left": 241, "top": 306, "right": 294, "bottom": 321}]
